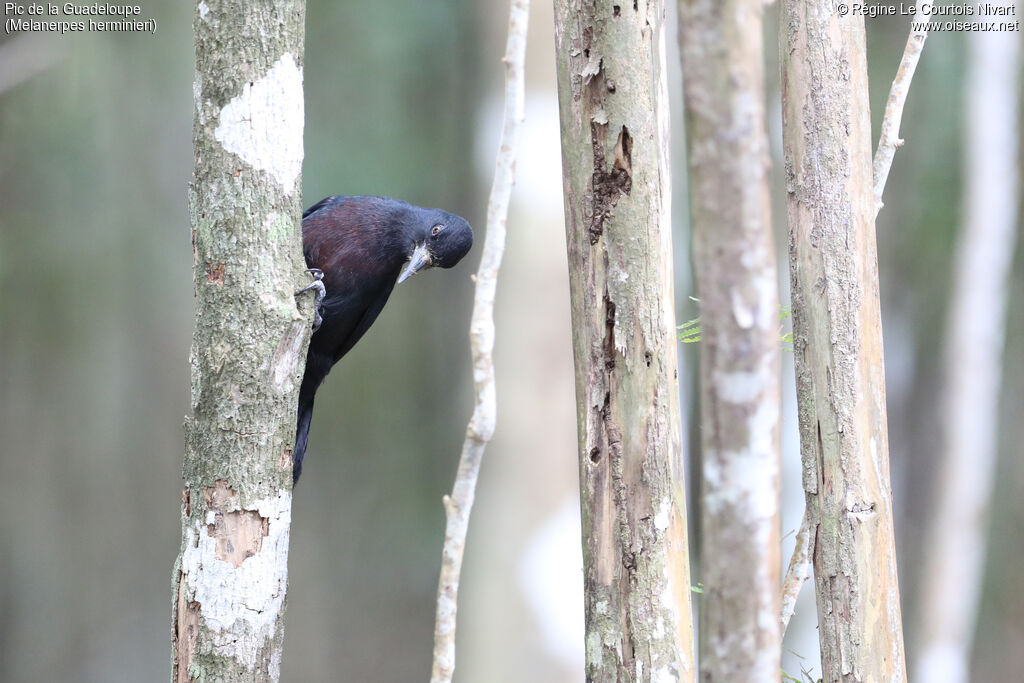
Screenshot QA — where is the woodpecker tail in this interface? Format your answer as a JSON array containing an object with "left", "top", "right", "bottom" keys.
[{"left": 293, "top": 391, "right": 314, "bottom": 484}]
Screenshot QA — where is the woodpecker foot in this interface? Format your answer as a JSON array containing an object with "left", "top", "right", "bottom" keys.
[{"left": 298, "top": 268, "right": 325, "bottom": 332}]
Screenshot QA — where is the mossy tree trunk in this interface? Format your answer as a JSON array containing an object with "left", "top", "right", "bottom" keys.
[
  {"left": 779, "top": 2, "right": 907, "bottom": 680},
  {"left": 678, "top": 1, "right": 782, "bottom": 680},
  {"left": 552, "top": 2, "right": 695, "bottom": 680},
  {"left": 172, "top": 1, "right": 309, "bottom": 681}
]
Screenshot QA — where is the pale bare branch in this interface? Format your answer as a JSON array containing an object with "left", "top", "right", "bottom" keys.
[
  {"left": 873, "top": 0, "right": 933, "bottom": 215},
  {"left": 780, "top": 511, "right": 813, "bottom": 634},
  {"left": 913, "top": 10, "right": 1020, "bottom": 682},
  {"left": 429, "top": 2, "right": 529, "bottom": 682}
]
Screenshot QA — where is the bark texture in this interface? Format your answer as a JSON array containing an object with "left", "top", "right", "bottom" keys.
[
  {"left": 914, "top": 9, "right": 1021, "bottom": 682},
  {"left": 678, "top": 1, "right": 781, "bottom": 680},
  {"left": 779, "top": 3, "right": 907, "bottom": 681},
  {"left": 172, "top": 1, "right": 308, "bottom": 681},
  {"left": 553, "top": 2, "right": 695, "bottom": 680}
]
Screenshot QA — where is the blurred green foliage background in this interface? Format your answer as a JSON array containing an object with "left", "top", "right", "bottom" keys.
[{"left": 0, "top": 2, "right": 1021, "bottom": 681}]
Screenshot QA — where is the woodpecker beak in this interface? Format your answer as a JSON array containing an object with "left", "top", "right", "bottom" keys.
[{"left": 398, "top": 243, "right": 432, "bottom": 283}]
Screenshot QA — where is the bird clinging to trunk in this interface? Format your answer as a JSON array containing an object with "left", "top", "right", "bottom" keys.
[{"left": 294, "top": 195, "right": 473, "bottom": 482}]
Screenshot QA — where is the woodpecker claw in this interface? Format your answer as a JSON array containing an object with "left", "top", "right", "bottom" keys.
[{"left": 298, "top": 268, "right": 326, "bottom": 332}]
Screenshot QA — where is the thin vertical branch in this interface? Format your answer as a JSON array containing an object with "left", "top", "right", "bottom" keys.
[
  {"left": 429, "top": 2, "right": 529, "bottom": 682},
  {"left": 914, "top": 9, "right": 1020, "bottom": 682},
  {"left": 780, "top": 511, "right": 812, "bottom": 634},
  {"left": 873, "top": 0, "right": 933, "bottom": 215}
]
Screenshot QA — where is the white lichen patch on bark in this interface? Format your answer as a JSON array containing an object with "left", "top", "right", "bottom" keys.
[
  {"left": 713, "top": 366, "right": 771, "bottom": 404},
  {"left": 269, "top": 320, "right": 309, "bottom": 391},
  {"left": 214, "top": 53, "right": 304, "bottom": 195},
  {"left": 193, "top": 75, "right": 203, "bottom": 118},
  {"left": 652, "top": 665, "right": 676, "bottom": 683},
  {"left": 654, "top": 497, "right": 671, "bottom": 532},
  {"left": 702, "top": 405, "right": 779, "bottom": 520},
  {"left": 180, "top": 488, "right": 292, "bottom": 671}
]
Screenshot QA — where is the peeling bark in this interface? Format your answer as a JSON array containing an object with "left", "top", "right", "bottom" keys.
[
  {"left": 171, "top": 1, "right": 309, "bottom": 681},
  {"left": 779, "top": 3, "right": 907, "bottom": 681},
  {"left": 553, "top": 2, "right": 695, "bottom": 680},
  {"left": 678, "top": 0, "right": 781, "bottom": 680}
]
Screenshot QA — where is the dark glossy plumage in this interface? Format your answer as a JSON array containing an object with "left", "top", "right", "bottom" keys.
[{"left": 294, "top": 195, "right": 473, "bottom": 482}]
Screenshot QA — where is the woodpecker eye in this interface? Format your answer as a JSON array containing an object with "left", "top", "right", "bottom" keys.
[{"left": 431, "top": 224, "right": 444, "bottom": 236}]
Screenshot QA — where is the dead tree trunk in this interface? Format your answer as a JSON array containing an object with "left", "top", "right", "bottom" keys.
[
  {"left": 553, "top": 2, "right": 695, "bottom": 680},
  {"left": 678, "top": 1, "right": 781, "bottom": 680},
  {"left": 779, "top": 2, "right": 907, "bottom": 680},
  {"left": 172, "top": 1, "right": 309, "bottom": 681}
]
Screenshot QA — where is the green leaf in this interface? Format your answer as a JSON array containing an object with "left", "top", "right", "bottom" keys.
[{"left": 676, "top": 301, "right": 793, "bottom": 349}]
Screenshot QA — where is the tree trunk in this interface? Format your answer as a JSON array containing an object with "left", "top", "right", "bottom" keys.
[
  {"left": 678, "top": 1, "right": 781, "bottom": 680},
  {"left": 552, "top": 2, "right": 695, "bottom": 681},
  {"left": 172, "top": 1, "right": 308, "bottom": 681},
  {"left": 779, "top": 3, "right": 907, "bottom": 681},
  {"left": 913, "top": 9, "right": 1021, "bottom": 682}
]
